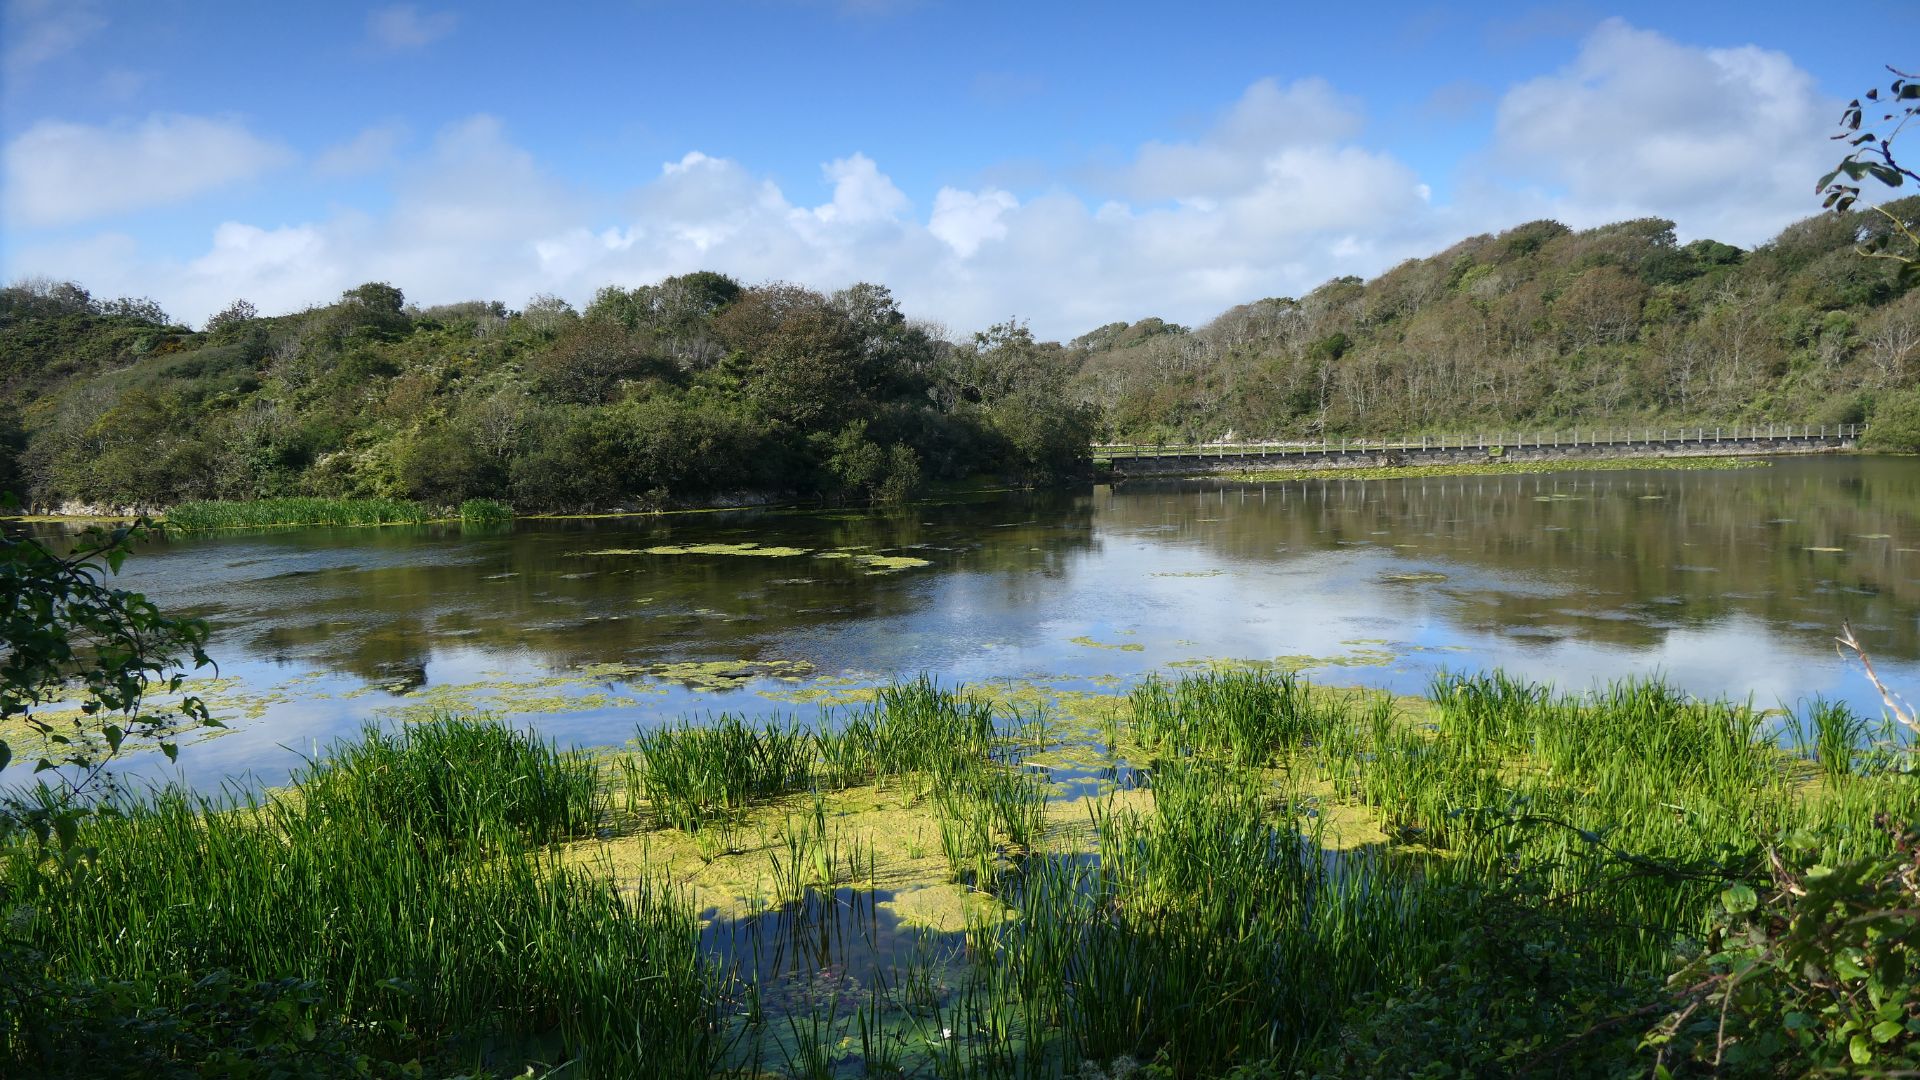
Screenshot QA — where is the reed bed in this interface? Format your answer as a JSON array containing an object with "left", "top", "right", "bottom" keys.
[
  {"left": 8, "top": 669, "right": 1911, "bottom": 1077},
  {"left": 165, "top": 496, "right": 437, "bottom": 529},
  {"left": 4, "top": 719, "right": 715, "bottom": 1077}
]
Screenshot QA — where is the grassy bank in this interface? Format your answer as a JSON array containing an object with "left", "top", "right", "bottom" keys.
[
  {"left": 5, "top": 672, "right": 1913, "bottom": 1076},
  {"left": 1192, "top": 454, "right": 1773, "bottom": 483}
]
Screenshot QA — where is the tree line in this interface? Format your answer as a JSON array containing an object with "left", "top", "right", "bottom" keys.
[
  {"left": 4, "top": 198, "right": 1918, "bottom": 514},
  {"left": 1068, "top": 202, "right": 1920, "bottom": 449},
  {"left": 0, "top": 276, "right": 1092, "bottom": 512}
]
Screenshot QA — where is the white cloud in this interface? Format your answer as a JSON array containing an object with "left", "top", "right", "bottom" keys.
[
  {"left": 1122, "top": 77, "right": 1362, "bottom": 201},
  {"left": 365, "top": 4, "right": 457, "bottom": 51},
  {"left": 3, "top": 0, "right": 104, "bottom": 83},
  {"left": 314, "top": 122, "right": 408, "bottom": 176},
  {"left": 808, "top": 154, "right": 910, "bottom": 225},
  {"left": 0, "top": 23, "right": 1848, "bottom": 341},
  {"left": 1490, "top": 18, "right": 1832, "bottom": 244},
  {"left": 3, "top": 114, "right": 294, "bottom": 228},
  {"left": 929, "top": 187, "right": 1016, "bottom": 257}
]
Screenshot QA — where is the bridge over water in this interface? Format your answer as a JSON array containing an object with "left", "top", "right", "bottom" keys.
[{"left": 1100, "top": 423, "right": 1864, "bottom": 477}]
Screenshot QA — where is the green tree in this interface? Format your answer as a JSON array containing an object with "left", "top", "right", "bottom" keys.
[
  {"left": 1820, "top": 65, "right": 1920, "bottom": 285},
  {"left": 1, "top": 517, "right": 218, "bottom": 848}
]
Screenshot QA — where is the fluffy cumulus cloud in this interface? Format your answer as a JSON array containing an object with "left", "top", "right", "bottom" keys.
[
  {"left": 0, "top": 21, "right": 1844, "bottom": 338},
  {"left": 3, "top": 114, "right": 294, "bottom": 228},
  {"left": 1490, "top": 18, "right": 1833, "bottom": 244}
]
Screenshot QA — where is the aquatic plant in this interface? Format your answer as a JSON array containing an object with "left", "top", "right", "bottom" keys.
[
  {"left": 165, "top": 497, "right": 435, "bottom": 530},
  {"left": 3, "top": 720, "right": 719, "bottom": 1077},
  {"left": 457, "top": 497, "right": 513, "bottom": 523}
]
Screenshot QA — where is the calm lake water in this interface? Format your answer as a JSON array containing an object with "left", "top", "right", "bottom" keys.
[{"left": 31, "top": 454, "right": 1920, "bottom": 790}]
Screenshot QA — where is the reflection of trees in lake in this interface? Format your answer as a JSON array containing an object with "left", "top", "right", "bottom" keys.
[
  {"left": 111, "top": 492, "right": 1097, "bottom": 684},
  {"left": 1106, "top": 457, "right": 1920, "bottom": 659}
]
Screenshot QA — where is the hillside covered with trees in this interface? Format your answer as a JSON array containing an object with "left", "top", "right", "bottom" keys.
[
  {"left": 1069, "top": 201, "right": 1920, "bottom": 445},
  {"left": 0, "top": 277, "right": 1091, "bottom": 513},
  {"left": 4, "top": 201, "right": 1918, "bottom": 514}
]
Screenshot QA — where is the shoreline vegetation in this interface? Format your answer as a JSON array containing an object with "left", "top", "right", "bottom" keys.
[
  {"left": 7, "top": 668, "right": 1915, "bottom": 1076},
  {"left": 0, "top": 455, "right": 1815, "bottom": 529},
  {"left": 4, "top": 203, "right": 1918, "bottom": 521}
]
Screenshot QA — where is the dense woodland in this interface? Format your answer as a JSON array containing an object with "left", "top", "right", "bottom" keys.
[
  {"left": 0, "top": 277, "right": 1091, "bottom": 512},
  {"left": 1071, "top": 201, "right": 1920, "bottom": 444},
  {"left": 3, "top": 201, "right": 1918, "bottom": 512}
]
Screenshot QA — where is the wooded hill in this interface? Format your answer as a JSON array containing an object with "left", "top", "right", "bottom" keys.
[
  {"left": 1067, "top": 201, "right": 1920, "bottom": 445},
  {"left": 3, "top": 200, "right": 1917, "bottom": 513},
  {"left": 0, "top": 278, "right": 1091, "bottom": 513}
]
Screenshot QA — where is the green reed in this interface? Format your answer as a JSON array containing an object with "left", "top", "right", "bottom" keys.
[
  {"left": 632, "top": 714, "right": 816, "bottom": 831},
  {"left": 165, "top": 497, "right": 436, "bottom": 529},
  {"left": 297, "top": 715, "right": 603, "bottom": 853},
  {"left": 13, "top": 669, "right": 1910, "bottom": 1078},
  {"left": 4, "top": 719, "right": 719, "bottom": 1077},
  {"left": 1792, "top": 695, "right": 1870, "bottom": 782},
  {"left": 457, "top": 497, "right": 513, "bottom": 523},
  {"left": 1128, "top": 668, "right": 1325, "bottom": 764}
]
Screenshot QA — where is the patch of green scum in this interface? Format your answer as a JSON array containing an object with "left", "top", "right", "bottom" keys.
[
  {"left": 619, "top": 659, "right": 816, "bottom": 692},
  {"left": 1208, "top": 455, "right": 1771, "bottom": 483},
  {"left": 1069, "top": 635, "right": 1146, "bottom": 652},
  {"left": 1150, "top": 569, "right": 1225, "bottom": 578},
  {"left": 756, "top": 677, "right": 879, "bottom": 708},
  {"left": 643, "top": 542, "right": 812, "bottom": 557},
  {"left": 856, "top": 554, "right": 933, "bottom": 573},
  {"left": 1379, "top": 570, "right": 1449, "bottom": 584},
  {"left": 810, "top": 549, "right": 932, "bottom": 573},
  {"left": 1169, "top": 648, "right": 1398, "bottom": 675},
  {"left": 561, "top": 782, "right": 992, "bottom": 926},
  {"left": 572, "top": 548, "right": 646, "bottom": 556}
]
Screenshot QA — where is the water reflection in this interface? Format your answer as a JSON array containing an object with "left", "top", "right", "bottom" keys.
[{"left": 21, "top": 456, "right": 1920, "bottom": 788}]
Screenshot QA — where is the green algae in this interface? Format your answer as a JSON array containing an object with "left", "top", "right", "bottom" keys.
[
  {"left": 1378, "top": 571, "right": 1448, "bottom": 584},
  {"left": 1070, "top": 635, "right": 1146, "bottom": 653},
  {"left": 643, "top": 543, "right": 812, "bottom": 557}
]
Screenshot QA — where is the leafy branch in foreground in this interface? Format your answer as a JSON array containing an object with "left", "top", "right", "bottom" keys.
[
  {"left": 1821, "top": 64, "right": 1920, "bottom": 286},
  {"left": 0, "top": 513, "right": 218, "bottom": 847}
]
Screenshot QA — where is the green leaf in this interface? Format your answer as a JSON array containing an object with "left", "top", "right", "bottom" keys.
[
  {"left": 1852, "top": 1033, "right": 1873, "bottom": 1065},
  {"left": 161, "top": 742, "right": 178, "bottom": 763},
  {"left": 1721, "top": 883, "right": 1759, "bottom": 914},
  {"left": 0, "top": 740, "right": 10, "bottom": 772},
  {"left": 1873, "top": 1020, "right": 1903, "bottom": 1043}
]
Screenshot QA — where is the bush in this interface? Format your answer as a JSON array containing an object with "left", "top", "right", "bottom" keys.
[{"left": 1867, "top": 389, "right": 1920, "bottom": 452}]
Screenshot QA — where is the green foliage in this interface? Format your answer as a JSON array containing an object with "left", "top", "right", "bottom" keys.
[
  {"left": 0, "top": 518, "right": 217, "bottom": 845},
  {"left": 1073, "top": 204, "right": 1917, "bottom": 441},
  {"left": 166, "top": 497, "right": 434, "bottom": 529},
  {"left": 1867, "top": 388, "right": 1920, "bottom": 451},
  {"left": 2, "top": 720, "right": 717, "bottom": 1077},
  {"left": 5, "top": 273, "right": 1088, "bottom": 513},
  {"left": 1645, "top": 819, "right": 1920, "bottom": 1074},
  {"left": 456, "top": 497, "right": 511, "bottom": 523}
]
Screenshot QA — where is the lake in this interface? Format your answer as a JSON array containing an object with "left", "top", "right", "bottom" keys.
[{"left": 40, "top": 453, "right": 1920, "bottom": 790}]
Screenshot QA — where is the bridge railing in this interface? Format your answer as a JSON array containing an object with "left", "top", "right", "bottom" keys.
[{"left": 1094, "top": 423, "right": 1862, "bottom": 459}]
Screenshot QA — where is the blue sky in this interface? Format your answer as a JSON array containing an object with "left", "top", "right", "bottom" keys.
[{"left": 4, "top": 1, "right": 1915, "bottom": 337}]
